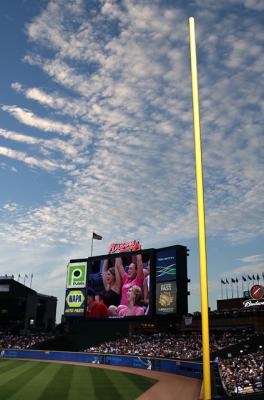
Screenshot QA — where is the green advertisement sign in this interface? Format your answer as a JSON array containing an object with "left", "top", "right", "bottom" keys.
[{"left": 66, "top": 262, "right": 87, "bottom": 288}]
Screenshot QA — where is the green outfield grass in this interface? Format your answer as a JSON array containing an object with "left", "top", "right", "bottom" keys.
[{"left": 0, "top": 359, "right": 157, "bottom": 400}]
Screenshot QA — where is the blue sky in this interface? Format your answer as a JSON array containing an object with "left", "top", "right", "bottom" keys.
[{"left": 0, "top": 0, "right": 263, "bottom": 322}]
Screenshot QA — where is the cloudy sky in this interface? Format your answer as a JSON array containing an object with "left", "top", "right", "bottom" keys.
[{"left": 0, "top": 0, "right": 263, "bottom": 321}]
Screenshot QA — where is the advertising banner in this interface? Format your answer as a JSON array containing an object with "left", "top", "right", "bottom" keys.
[
  {"left": 66, "top": 262, "right": 87, "bottom": 288},
  {"left": 156, "top": 248, "right": 176, "bottom": 282},
  {"left": 242, "top": 285, "right": 264, "bottom": 308},
  {"left": 64, "top": 289, "right": 86, "bottom": 316},
  {"left": 250, "top": 284, "right": 264, "bottom": 300},
  {"left": 3, "top": 350, "right": 203, "bottom": 379},
  {"left": 156, "top": 281, "right": 177, "bottom": 314},
  {"left": 108, "top": 240, "right": 141, "bottom": 254}
]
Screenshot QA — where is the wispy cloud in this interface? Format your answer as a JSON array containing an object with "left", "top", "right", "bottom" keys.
[
  {"left": 3, "top": 202, "right": 19, "bottom": 212},
  {"left": 11, "top": 82, "right": 94, "bottom": 121},
  {"left": 239, "top": 254, "right": 264, "bottom": 264},
  {"left": 0, "top": 145, "right": 71, "bottom": 171},
  {"left": 233, "top": 254, "right": 264, "bottom": 275},
  {"left": 0, "top": 128, "right": 77, "bottom": 157},
  {"left": 2, "top": 105, "right": 73, "bottom": 135},
  {"left": 0, "top": 0, "right": 263, "bottom": 250}
]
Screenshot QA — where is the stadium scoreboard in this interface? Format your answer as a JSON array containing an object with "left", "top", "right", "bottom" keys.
[{"left": 64, "top": 244, "right": 189, "bottom": 319}]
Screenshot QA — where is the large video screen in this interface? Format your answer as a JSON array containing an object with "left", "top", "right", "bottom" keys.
[
  {"left": 65, "top": 251, "right": 153, "bottom": 318},
  {"left": 85, "top": 251, "right": 153, "bottom": 318}
]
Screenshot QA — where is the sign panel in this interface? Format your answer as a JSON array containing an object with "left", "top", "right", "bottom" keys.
[
  {"left": 156, "top": 248, "right": 176, "bottom": 282},
  {"left": 242, "top": 284, "right": 264, "bottom": 308},
  {"left": 108, "top": 240, "right": 141, "bottom": 254},
  {"left": 156, "top": 281, "right": 177, "bottom": 314},
  {"left": 66, "top": 262, "right": 87, "bottom": 288},
  {"left": 243, "top": 299, "right": 264, "bottom": 308},
  {"left": 64, "top": 289, "right": 86, "bottom": 316},
  {"left": 250, "top": 284, "right": 264, "bottom": 300}
]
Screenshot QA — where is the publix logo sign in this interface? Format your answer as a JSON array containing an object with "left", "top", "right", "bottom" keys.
[{"left": 67, "top": 262, "right": 87, "bottom": 288}]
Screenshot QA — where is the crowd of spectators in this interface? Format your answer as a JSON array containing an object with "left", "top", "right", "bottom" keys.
[
  {"left": 219, "top": 351, "right": 264, "bottom": 395},
  {"left": 86, "top": 333, "right": 201, "bottom": 359},
  {"left": 0, "top": 332, "right": 54, "bottom": 349},
  {"left": 1, "top": 328, "right": 263, "bottom": 397},
  {"left": 192, "top": 308, "right": 264, "bottom": 319},
  {"left": 84, "top": 329, "right": 257, "bottom": 360}
]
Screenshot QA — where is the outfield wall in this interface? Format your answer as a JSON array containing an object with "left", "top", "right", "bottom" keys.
[{"left": 2, "top": 349, "right": 202, "bottom": 380}]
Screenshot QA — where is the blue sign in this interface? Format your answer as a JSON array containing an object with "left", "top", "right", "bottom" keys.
[
  {"left": 64, "top": 288, "right": 86, "bottom": 316},
  {"left": 156, "top": 248, "right": 176, "bottom": 282}
]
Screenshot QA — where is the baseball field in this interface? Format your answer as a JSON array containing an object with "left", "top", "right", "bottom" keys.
[{"left": 0, "top": 359, "right": 157, "bottom": 400}]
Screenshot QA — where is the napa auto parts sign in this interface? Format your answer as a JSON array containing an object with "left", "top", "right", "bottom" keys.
[{"left": 108, "top": 240, "right": 141, "bottom": 254}]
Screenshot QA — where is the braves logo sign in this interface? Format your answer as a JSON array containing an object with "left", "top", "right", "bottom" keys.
[
  {"left": 250, "top": 284, "right": 264, "bottom": 300},
  {"left": 108, "top": 240, "right": 141, "bottom": 254},
  {"left": 243, "top": 284, "right": 264, "bottom": 308}
]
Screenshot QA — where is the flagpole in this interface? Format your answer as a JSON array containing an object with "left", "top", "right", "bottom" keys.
[
  {"left": 30, "top": 274, "right": 33, "bottom": 288},
  {"left": 236, "top": 279, "right": 239, "bottom": 298},
  {"left": 221, "top": 281, "right": 223, "bottom": 300},
  {"left": 189, "top": 17, "right": 211, "bottom": 400},
  {"left": 91, "top": 234, "right": 94, "bottom": 257}
]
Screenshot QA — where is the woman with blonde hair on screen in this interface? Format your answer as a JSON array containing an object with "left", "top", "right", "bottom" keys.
[{"left": 118, "top": 285, "right": 144, "bottom": 317}]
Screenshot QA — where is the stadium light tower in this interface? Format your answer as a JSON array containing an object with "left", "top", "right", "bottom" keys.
[{"left": 189, "top": 17, "right": 211, "bottom": 400}]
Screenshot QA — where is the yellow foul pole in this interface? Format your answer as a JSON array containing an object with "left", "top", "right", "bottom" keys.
[{"left": 189, "top": 17, "right": 211, "bottom": 400}]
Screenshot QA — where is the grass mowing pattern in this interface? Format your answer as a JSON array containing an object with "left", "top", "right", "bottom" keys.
[{"left": 0, "top": 360, "right": 157, "bottom": 400}]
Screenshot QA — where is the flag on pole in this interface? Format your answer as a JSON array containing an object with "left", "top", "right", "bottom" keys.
[
  {"left": 242, "top": 276, "right": 247, "bottom": 282},
  {"left": 252, "top": 275, "right": 256, "bottom": 280},
  {"left": 92, "top": 232, "right": 102, "bottom": 240},
  {"left": 221, "top": 279, "right": 226, "bottom": 284},
  {"left": 236, "top": 278, "right": 238, "bottom": 283},
  {"left": 247, "top": 275, "right": 252, "bottom": 280},
  {"left": 226, "top": 278, "right": 229, "bottom": 284},
  {"left": 231, "top": 278, "right": 236, "bottom": 283},
  {"left": 30, "top": 273, "right": 33, "bottom": 288}
]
